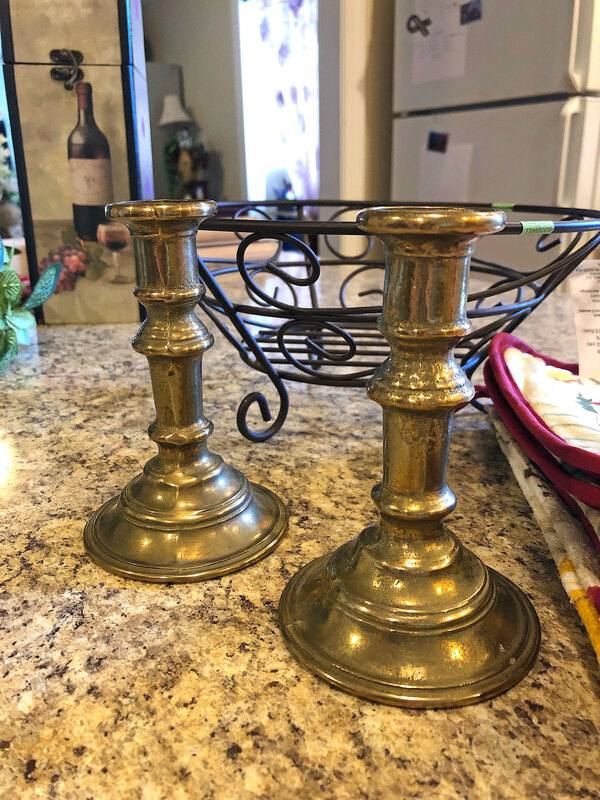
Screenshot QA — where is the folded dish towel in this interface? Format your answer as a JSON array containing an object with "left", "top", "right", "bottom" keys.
[
  {"left": 484, "top": 334, "right": 600, "bottom": 540},
  {"left": 483, "top": 332, "right": 600, "bottom": 664},
  {"left": 488, "top": 333, "right": 600, "bottom": 470}
]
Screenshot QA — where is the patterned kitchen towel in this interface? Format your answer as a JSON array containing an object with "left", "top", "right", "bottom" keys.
[
  {"left": 490, "top": 409, "right": 600, "bottom": 665},
  {"left": 484, "top": 359, "right": 600, "bottom": 522},
  {"left": 488, "top": 333, "right": 600, "bottom": 476}
]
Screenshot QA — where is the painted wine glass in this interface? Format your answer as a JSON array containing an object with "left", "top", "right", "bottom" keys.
[{"left": 97, "top": 222, "right": 132, "bottom": 284}]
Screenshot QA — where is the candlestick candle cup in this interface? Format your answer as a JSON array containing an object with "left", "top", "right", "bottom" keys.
[
  {"left": 278, "top": 206, "right": 540, "bottom": 707},
  {"left": 84, "top": 200, "right": 287, "bottom": 582}
]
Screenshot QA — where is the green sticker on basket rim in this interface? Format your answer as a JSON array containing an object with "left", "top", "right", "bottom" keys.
[
  {"left": 492, "top": 202, "right": 514, "bottom": 210},
  {"left": 520, "top": 220, "right": 555, "bottom": 234}
]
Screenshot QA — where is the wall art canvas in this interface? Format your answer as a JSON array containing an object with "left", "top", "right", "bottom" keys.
[{"left": 1, "top": 0, "right": 152, "bottom": 324}]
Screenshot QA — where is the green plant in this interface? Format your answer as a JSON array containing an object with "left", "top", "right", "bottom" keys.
[{"left": 0, "top": 239, "right": 61, "bottom": 370}]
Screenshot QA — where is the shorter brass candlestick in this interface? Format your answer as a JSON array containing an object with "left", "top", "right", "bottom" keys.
[
  {"left": 279, "top": 206, "right": 540, "bottom": 707},
  {"left": 84, "top": 200, "right": 287, "bottom": 582}
]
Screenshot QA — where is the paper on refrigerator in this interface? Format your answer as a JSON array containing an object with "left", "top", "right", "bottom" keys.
[{"left": 411, "top": 0, "right": 467, "bottom": 85}]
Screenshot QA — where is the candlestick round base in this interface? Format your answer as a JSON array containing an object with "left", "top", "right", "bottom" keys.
[
  {"left": 279, "top": 542, "right": 540, "bottom": 708},
  {"left": 84, "top": 480, "right": 287, "bottom": 583}
]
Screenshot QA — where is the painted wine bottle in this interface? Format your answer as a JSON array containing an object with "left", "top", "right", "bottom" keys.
[{"left": 68, "top": 82, "right": 113, "bottom": 241}]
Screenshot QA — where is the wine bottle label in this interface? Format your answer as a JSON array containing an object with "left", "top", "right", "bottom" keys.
[{"left": 69, "top": 158, "right": 114, "bottom": 206}]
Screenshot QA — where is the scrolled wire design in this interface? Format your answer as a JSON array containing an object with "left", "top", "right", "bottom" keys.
[
  {"left": 235, "top": 231, "right": 321, "bottom": 312},
  {"left": 197, "top": 200, "right": 600, "bottom": 441},
  {"left": 276, "top": 318, "right": 358, "bottom": 379}
]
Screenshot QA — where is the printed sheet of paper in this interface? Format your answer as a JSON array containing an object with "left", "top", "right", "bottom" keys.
[
  {"left": 569, "top": 260, "right": 600, "bottom": 378},
  {"left": 411, "top": 0, "right": 467, "bottom": 84},
  {"left": 417, "top": 143, "right": 473, "bottom": 203}
]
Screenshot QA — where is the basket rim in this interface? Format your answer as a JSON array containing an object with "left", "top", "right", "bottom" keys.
[{"left": 200, "top": 200, "right": 600, "bottom": 236}]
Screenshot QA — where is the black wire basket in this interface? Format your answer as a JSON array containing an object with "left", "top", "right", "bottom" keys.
[{"left": 197, "top": 200, "right": 600, "bottom": 442}]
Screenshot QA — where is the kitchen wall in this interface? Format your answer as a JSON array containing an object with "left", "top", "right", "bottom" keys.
[{"left": 320, "top": 0, "right": 394, "bottom": 202}]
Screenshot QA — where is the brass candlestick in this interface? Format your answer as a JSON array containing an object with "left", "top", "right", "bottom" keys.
[
  {"left": 279, "top": 206, "right": 540, "bottom": 707},
  {"left": 84, "top": 200, "right": 287, "bottom": 582}
]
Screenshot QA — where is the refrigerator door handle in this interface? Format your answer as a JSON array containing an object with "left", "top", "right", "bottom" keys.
[
  {"left": 568, "top": 0, "right": 583, "bottom": 91},
  {"left": 557, "top": 96, "right": 583, "bottom": 207}
]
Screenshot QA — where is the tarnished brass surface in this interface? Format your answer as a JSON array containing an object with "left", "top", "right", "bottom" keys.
[
  {"left": 84, "top": 200, "right": 287, "bottom": 582},
  {"left": 279, "top": 206, "right": 540, "bottom": 707}
]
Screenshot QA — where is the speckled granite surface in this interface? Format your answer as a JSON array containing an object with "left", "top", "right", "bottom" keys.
[{"left": 0, "top": 291, "right": 598, "bottom": 799}]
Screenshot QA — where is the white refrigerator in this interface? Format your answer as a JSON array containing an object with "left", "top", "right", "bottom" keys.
[{"left": 391, "top": 0, "right": 600, "bottom": 267}]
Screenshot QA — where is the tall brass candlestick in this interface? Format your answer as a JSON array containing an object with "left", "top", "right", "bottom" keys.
[
  {"left": 84, "top": 201, "right": 287, "bottom": 582},
  {"left": 279, "top": 206, "right": 540, "bottom": 707}
]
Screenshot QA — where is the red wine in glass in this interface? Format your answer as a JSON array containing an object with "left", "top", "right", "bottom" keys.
[{"left": 97, "top": 223, "right": 132, "bottom": 283}]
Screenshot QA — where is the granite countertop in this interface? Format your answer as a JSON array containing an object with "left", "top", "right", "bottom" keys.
[{"left": 0, "top": 291, "right": 598, "bottom": 799}]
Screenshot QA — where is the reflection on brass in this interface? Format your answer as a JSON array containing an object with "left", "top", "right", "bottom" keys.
[
  {"left": 279, "top": 206, "right": 540, "bottom": 707},
  {"left": 84, "top": 200, "right": 287, "bottom": 582}
]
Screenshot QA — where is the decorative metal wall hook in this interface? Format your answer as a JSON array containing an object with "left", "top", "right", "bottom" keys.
[{"left": 49, "top": 49, "right": 84, "bottom": 90}]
